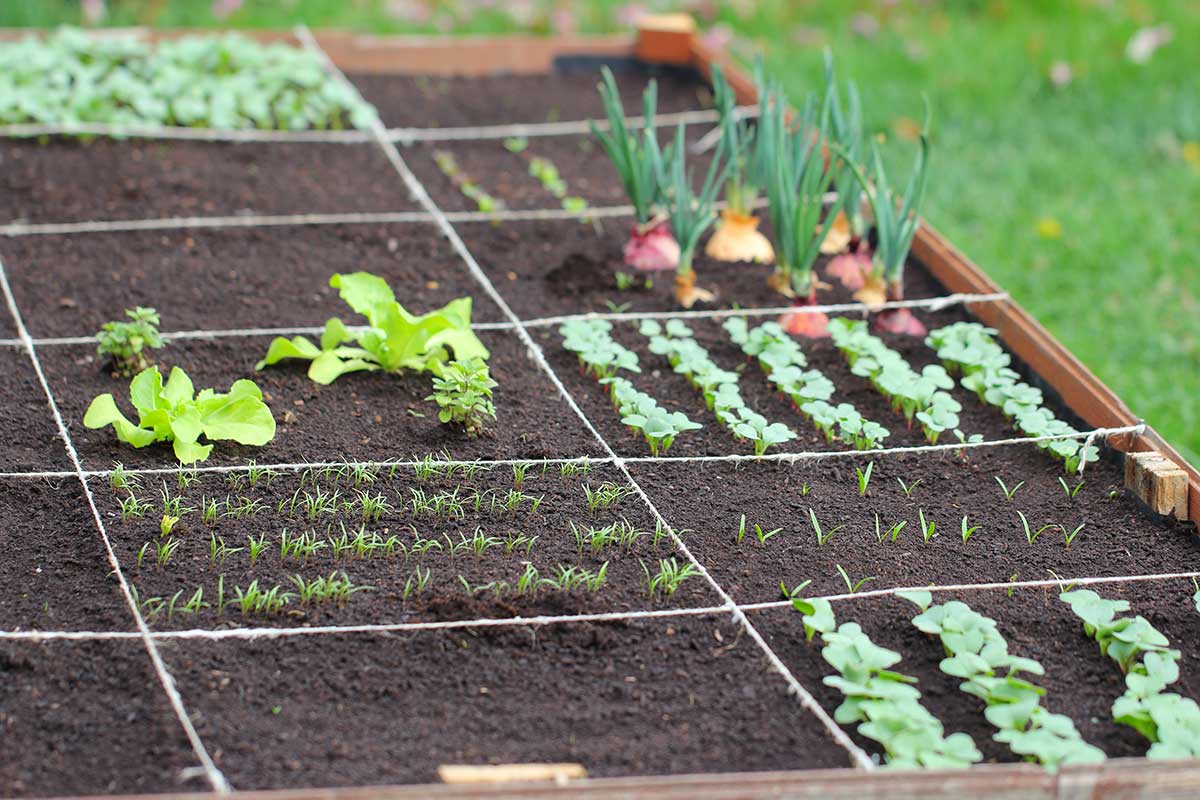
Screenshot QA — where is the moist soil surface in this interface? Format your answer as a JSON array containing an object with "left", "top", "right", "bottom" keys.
[
  {"left": 2, "top": 61, "right": 1199, "bottom": 797},
  {"left": 350, "top": 68, "right": 711, "bottom": 129},
  {"left": 158, "top": 617, "right": 851, "bottom": 791},
  {"left": 0, "top": 141, "right": 418, "bottom": 224},
  {"left": 0, "top": 224, "right": 505, "bottom": 339}
]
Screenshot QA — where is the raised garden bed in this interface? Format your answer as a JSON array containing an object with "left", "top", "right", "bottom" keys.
[{"left": 1, "top": 19, "right": 1199, "bottom": 800}]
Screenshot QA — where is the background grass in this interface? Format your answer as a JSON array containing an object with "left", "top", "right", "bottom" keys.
[{"left": 4, "top": 1, "right": 1197, "bottom": 463}]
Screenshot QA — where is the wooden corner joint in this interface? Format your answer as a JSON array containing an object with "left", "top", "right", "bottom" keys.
[
  {"left": 1125, "top": 451, "right": 1190, "bottom": 520},
  {"left": 634, "top": 13, "right": 696, "bottom": 65}
]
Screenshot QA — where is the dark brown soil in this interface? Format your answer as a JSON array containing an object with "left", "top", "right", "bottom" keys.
[
  {"left": 405, "top": 128, "right": 716, "bottom": 213},
  {"left": 0, "top": 141, "right": 417, "bottom": 224},
  {"left": 350, "top": 67, "right": 711, "bottom": 129},
  {"left": 158, "top": 617, "right": 851, "bottom": 791},
  {"left": 93, "top": 465, "right": 719, "bottom": 630},
  {"left": 0, "top": 478, "right": 133, "bottom": 631},
  {"left": 0, "top": 348, "right": 72, "bottom": 471},
  {"left": 39, "top": 330, "right": 604, "bottom": 472},
  {"left": 0, "top": 224, "right": 505, "bottom": 339},
  {"left": 0, "top": 639, "right": 202, "bottom": 796},
  {"left": 630, "top": 450, "right": 1196, "bottom": 603},
  {"left": 457, "top": 217, "right": 948, "bottom": 320},
  {"left": 751, "top": 579, "right": 1200, "bottom": 765}
]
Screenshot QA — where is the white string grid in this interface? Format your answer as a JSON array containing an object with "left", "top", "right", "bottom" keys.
[
  {"left": 0, "top": 291, "right": 1009, "bottom": 352},
  {"left": 3, "top": 569, "right": 1197, "bottom": 643},
  {"left": 0, "top": 424, "right": 1144, "bottom": 482},
  {"left": 296, "top": 23, "right": 876, "bottom": 770},
  {"left": 0, "top": 106, "right": 751, "bottom": 146},
  {"left": 0, "top": 191, "right": 784, "bottom": 238},
  {"left": 0, "top": 258, "right": 232, "bottom": 793}
]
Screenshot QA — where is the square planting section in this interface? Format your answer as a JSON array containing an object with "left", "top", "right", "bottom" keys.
[
  {"left": 0, "top": 639, "right": 201, "bottom": 797},
  {"left": 542, "top": 311, "right": 1016, "bottom": 460},
  {"left": 92, "top": 464, "right": 719, "bottom": 630},
  {"left": 0, "top": 347, "right": 71, "bottom": 472},
  {"left": 750, "top": 579, "right": 1200, "bottom": 765},
  {"left": 0, "top": 140, "right": 418, "bottom": 224},
  {"left": 40, "top": 329, "right": 603, "bottom": 471},
  {"left": 0, "top": 478, "right": 134, "bottom": 631},
  {"left": 349, "top": 69, "right": 710, "bottom": 128},
  {"left": 404, "top": 129, "right": 713, "bottom": 214},
  {"left": 159, "top": 618, "right": 852, "bottom": 790},
  {"left": 460, "top": 219, "right": 951, "bottom": 321},
  {"left": 632, "top": 450, "right": 1196, "bottom": 603},
  {"left": 0, "top": 224, "right": 504, "bottom": 339}
]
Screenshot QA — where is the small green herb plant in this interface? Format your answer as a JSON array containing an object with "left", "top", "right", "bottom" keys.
[
  {"left": 258, "top": 272, "right": 488, "bottom": 386},
  {"left": 84, "top": 366, "right": 276, "bottom": 463},
  {"left": 425, "top": 357, "right": 497, "bottom": 438},
  {"left": 96, "top": 307, "right": 164, "bottom": 377}
]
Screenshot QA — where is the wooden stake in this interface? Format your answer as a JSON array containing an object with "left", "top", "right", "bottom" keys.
[{"left": 1125, "top": 451, "right": 1189, "bottom": 520}]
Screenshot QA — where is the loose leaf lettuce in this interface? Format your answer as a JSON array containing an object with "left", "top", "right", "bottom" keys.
[
  {"left": 256, "top": 273, "right": 489, "bottom": 384},
  {"left": 84, "top": 366, "right": 276, "bottom": 464}
]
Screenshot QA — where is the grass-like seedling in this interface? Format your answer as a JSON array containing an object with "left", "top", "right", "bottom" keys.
[
  {"left": 835, "top": 564, "right": 877, "bottom": 594},
  {"left": 279, "top": 528, "right": 326, "bottom": 562},
  {"left": 246, "top": 533, "right": 270, "bottom": 566},
  {"left": 582, "top": 482, "right": 635, "bottom": 514},
  {"left": 354, "top": 489, "right": 394, "bottom": 522},
  {"left": 855, "top": 462, "right": 874, "bottom": 497},
  {"left": 896, "top": 477, "right": 923, "bottom": 498},
  {"left": 96, "top": 307, "right": 164, "bottom": 377},
  {"left": 875, "top": 513, "right": 907, "bottom": 544},
  {"left": 540, "top": 563, "right": 608, "bottom": 594},
  {"left": 208, "top": 533, "right": 243, "bottom": 566},
  {"left": 289, "top": 571, "right": 373, "bottom": 607},
  {"left": 1016, "top": 511, "right": 1058, "bottom": 545},
  {"left": 401, "top": 566, "right": 432, "bottom": 601},
  {"left": 995, "top": 476, "right": 1025, "bottom": 501},
  {"left": 233, "top": 581, "right": 294, "bottom": 616},
  {"left": 1063, "top": 523, "right": 1086, "bottom": 548},
  {"left": 176, "top": 465, "right": 200, "bottom": 490},
  {"left": 511, "top": 462, "right": 531, "bottom": 488},
  {"left": 159, "top": 513, "right": 179, "bottom": 538},
  {"left": 917, "top": 508, "right": 937, "bottom": 543},
  {"left": 1059, "top": 477, "right": 1085, "bottom": 499},
  {"left": 809, "top": 508, "right": 843, "bottom": 547},
  {"left": 109, "top": 462, "right": 137, "bottom": 492},
  {"left": 119, "top": 493, "right": 152, "bottom": 521},
  {"left": 502, "top": 531, "right": 538, "bottom": 557},
  {"left": 426, "top": 357, "right": 498, "bottom": 438},
  {"left": 642, "top": 557, "right": 700, "bottom": 601},
  {"left": 199, "top": 496, "right": 220, "bottom": 525},
  {"left": 433, "top": 149, "right": 506, "bottom": 216},
  {"left": 960, "top": 516, "right": 980, "bottom": 544}
]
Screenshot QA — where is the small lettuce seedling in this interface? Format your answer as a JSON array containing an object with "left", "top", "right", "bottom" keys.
[
  {"left": 84, "top": 366, "right": 276, "bottom": 464},
  {"left": 96, "top": 306, "right": 164, "bottom": 377},
  {"left": 258, "top": 272, "right": 488, "bottom": 385},
  {"left": 426, "top": 357, "right": 498, "bottom": 438}
]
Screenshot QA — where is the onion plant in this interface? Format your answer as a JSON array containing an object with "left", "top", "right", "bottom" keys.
[
  {"left": 658, "top": 123, "right": 728, "bottom": 307},
  {"left": 704, "top": 62, "right": 774, "bottom": 264},
  {"left": 821, "top": 51, "right": 874, "bottom": 290},
  {"left": 591, "top": 66, "right": 678, "bottom": 271},
  {"left": 757, "top": 76, "right": 839, "bottom": 337},
  {"left": 839, "top": 101, "right": 932, "bottom": 335}
]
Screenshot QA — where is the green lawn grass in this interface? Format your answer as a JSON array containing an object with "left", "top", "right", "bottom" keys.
[{"left": 5, "top": 1, "right": 1197, "bottom": 463}]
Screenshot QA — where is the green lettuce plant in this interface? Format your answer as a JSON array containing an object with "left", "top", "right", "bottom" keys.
[
  {"left": 257, "top": 272, "right": 488, "bottom": 385},
  {"left": 84, "top": 366, "right": 276, "bottom": 463}
]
